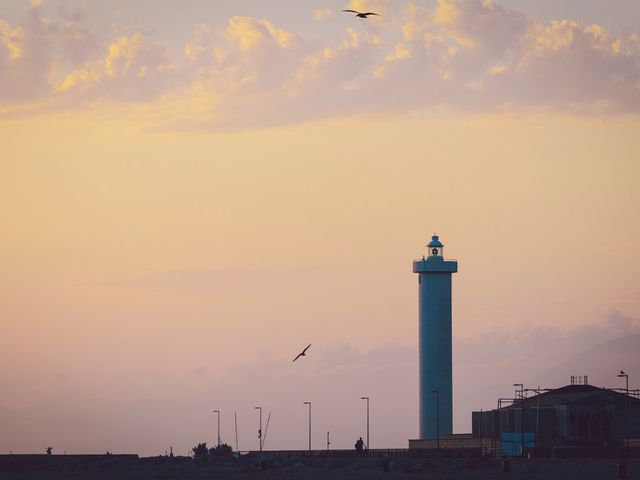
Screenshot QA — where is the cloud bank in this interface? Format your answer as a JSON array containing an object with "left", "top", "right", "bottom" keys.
[
  {"left": 2, "top": 310, "right": 637, "bottom": 454},
  {"left": 1, "top": 0, "right": 639, "bottom": 128}
]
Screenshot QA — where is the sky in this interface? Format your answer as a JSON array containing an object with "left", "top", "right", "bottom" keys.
[{"left": 1, "top": 0, "right": 639, "bottom": 456}]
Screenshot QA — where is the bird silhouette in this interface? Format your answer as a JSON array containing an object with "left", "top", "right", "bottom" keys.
[
  {"left": 342, "top": 9, "right": 381, "bottom": 18},
  {"left": 293, "top": 344, "right": 312, "bottom": 362}
]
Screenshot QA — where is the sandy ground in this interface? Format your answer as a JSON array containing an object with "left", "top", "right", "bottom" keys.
[{"left": 1, "top": 455, "right": 638, "bottom": 479}]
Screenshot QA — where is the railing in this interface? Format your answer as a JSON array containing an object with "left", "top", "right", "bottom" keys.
[
  {"left": 611, "top": 388, "right": 640, "bottom": 399},
  {"left": 243, "top": 448, "right": 481, "bottom": 458},
  {"left": 413, "top": 258, "right": 458, "bottom": 263},
  {"left": 243, "top": 449, "right": 407, "bottom": 458}
]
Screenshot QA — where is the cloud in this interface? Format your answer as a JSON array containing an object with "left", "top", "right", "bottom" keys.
[
  {"left": 454, "top": 309, "right": 640, "bottom": 367},
  {"left": 56, "top": 4, "right": 97, "bottom": 64},
  {"left": 0, "top": 0, "right": 639, "bottom": 127},
  {"left": 55, "top": 32, "right": 175, "bottom": 102},
  {"left": 3, "top": 313, "right": 636, "bottom": 453},
  {"left": 452, "top": 310, "right": 640, "bottom": 418},
  {"left": 0, "top": 9, "right": 57, "bottom": 103},
  {"left": 313, "top": 9, "right": 332, "bottom": 22},
  {"left": 346, "top": 0, "right": 390, "bottom": 18}
]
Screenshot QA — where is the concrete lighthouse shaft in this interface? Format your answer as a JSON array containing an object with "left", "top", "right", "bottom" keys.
[{"left": 413, "top": 235, "right": 458, "bottom": 440}]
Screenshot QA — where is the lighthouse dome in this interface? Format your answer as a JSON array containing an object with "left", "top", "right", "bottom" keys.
[{"left": 427, "top": 235, "right": 443, "bottom": 248}]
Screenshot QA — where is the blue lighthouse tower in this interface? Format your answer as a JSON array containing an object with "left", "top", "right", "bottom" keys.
[{"left": 413, "top": 235, "right": 458, "bottom": 439}]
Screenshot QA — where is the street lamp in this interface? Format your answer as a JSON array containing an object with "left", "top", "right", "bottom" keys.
[
  {"left": 361, "top": 397, "right": 370, "bottom": 451},
  {"left": 524, "top": 387, "right": 542, "bottom": 457},
  {"left": 617, "top": 371, "right": 629, "bottom": 460},
  {"left": 254, "top": 406, "right": 262, "bottom": 452},
  {"left": 431, "top": 390, "right": 440, "bottom": 450},
  {"left": 212, "top": 410, "right": 221, "bottom": 447},
  {"left": 303, "top": 402, "right": 312, "bottom": 451},
  {"left": 513, "top": 383, "right": 525, "bottom": 456}
]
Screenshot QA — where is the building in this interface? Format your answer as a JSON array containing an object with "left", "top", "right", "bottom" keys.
[
  {"left": 413, "top": 235, "right": 458, "bottom": 439},
  {"left": 472, "top": 381, "right": 640, "bottom": 450}
]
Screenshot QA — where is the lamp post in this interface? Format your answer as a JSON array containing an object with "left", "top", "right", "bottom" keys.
[
  {"left": 254, "top": 406, "right": 262, "bottom": 452},
  {"left": 303, "top": 402, "right": 311, "bottom": 451},
  {"left": 361, "top": 397, "right": 370, "bottom": 451},
  {"left": 431, "top": 390, "right": 440, "bottom": 450},
  {"left": 212, "top": 410, "right": 221, "bottom": 447},
  {"left": 524, "top": 387, "right": 542, "bottom": 457},
  {"left": 513, "top": 383, "right": 525, "bottom": 456},
  {"left": 617, "top": 371, "right": 629, "bottom": 460}
]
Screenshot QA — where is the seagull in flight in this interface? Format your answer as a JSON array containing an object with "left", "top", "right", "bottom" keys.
[
  {"left": 342, "top": 9, "right": 381, "bottom": 19},
  {"left": 293, "top": 344, "right": 312, "bottom": 362}
]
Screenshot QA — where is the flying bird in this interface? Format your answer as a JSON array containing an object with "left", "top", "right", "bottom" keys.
[
  {"left": 293, "top": 344, "right": 312, "bottom": 362},
  {"left": 342, "top": 9, "right": 381, "bottom": 18}
]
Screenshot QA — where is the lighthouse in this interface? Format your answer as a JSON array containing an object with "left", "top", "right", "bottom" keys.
[{"left": 413, "top": 235, "right": 458, "bottom": 439}]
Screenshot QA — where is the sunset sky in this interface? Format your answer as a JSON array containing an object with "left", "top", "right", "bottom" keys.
[{"left": 1, "top": 0, "right": 639, "bottom": 455}]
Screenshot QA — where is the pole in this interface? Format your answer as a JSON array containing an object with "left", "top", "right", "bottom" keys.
[
  {"left": 234, "top": 411, "right": 239, "bottom": 452},
  {"left": 310, "top": 404, "right": 312, "bottom": 452},
  {"left": 522, "top": 400, "right": 526, "bottom": 457},
  {"left": 513, "top": 384, "right": 524, "bottom": 456},
  {"left": 533, "top": 385, "right": 540, "bottom": 458},
  {"left": 432, "top": 390, "right": 440, "bottom": 450},
  {"left": 361, "top": 397, "right": 370, "bottom": 451},
  {"left": 327, "top": 431, "right": 330, "bottom": 451},
  {"left": 254, "top": 406, "right": 262, "bottom": 452},
  {"left": 480, "top": 408, "right": 483, "bottom": 455},
  {"left": 303, "top": 402, "right": 311, "bottom": 451},
  {"left": 213, "top": 410, "right": 220, "bottom": 447},
  {"left": 617, "top": 371, "right": 629, "bottom": 460},
  {"left": 626, "top": 375, "right": 630, "bottom": 460}
]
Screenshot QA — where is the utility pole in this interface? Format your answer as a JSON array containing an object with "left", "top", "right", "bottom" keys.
[
  {"left": 254, "top": 406, "right": 262, "bottom": 452},
  {"left": 361, "top": 397, "right": 370, "bottom": 451},
  {"left": 327, "top": 431, "right": 330, "bottom": 451},
  {"left": 303, "top": 402, "right": 312, "bottom": 451}
]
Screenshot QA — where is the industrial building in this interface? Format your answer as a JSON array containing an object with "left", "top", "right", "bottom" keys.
[{"left": 472, "top": 380, "right": 640, "bottom": 451}]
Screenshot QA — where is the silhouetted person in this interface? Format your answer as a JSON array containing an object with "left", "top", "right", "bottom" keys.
[
  {"left": 46, "top": 447, "right": 52, "bottom": 455},
  {"left": 355, "top": 437, "right": 365, "bottom": 455}
]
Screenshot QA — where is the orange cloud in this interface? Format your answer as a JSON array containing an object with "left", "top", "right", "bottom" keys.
[{"left": 1, "top": 0, "right": 640, "bottom": 127}]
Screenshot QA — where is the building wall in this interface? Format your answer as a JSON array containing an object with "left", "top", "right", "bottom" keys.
[
  {"left": 473, "top": 397, "right": 640, "bottom": 447},
  {"left": 409, "top": 435, "right": 497, "bottom": 456}
]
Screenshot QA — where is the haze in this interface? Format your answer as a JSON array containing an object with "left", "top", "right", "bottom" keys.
[{"left": 1, "top": 0, "right": 639, "bottom": 456}]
